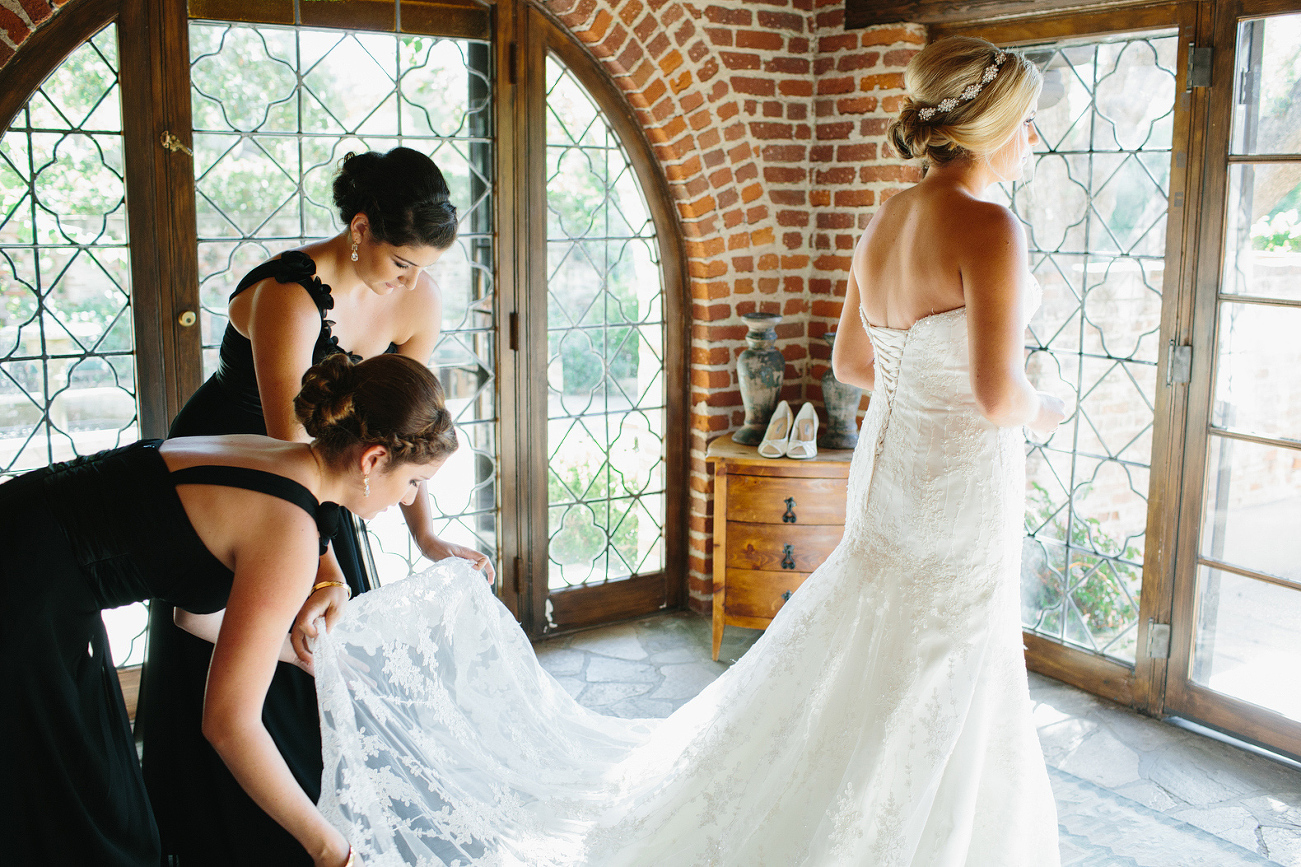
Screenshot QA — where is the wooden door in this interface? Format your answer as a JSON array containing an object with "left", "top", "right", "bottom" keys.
[{"left": 1163, "top": 0, "right": 1301, "bottom": 759}]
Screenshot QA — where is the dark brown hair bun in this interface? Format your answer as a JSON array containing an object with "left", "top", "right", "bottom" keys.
[
  {"left": 294, "top": 353, "right": 457, "bottom": 466},
  {"left": 333, "top": 147, "right": 458, "bottom": 250}
]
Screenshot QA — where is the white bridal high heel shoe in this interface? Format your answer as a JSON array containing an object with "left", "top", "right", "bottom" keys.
[
  {"left": 787, "top": 402, "right": 819, "bottom": 459},
  {"left": 758, "top": 400, "right": 794, "bottom": 458}
]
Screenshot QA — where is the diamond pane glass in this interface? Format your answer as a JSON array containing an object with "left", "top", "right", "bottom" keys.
[
  {"left": 1012, "top": 31, "right": 1178, "bottom": 664},
  {"left": 546, "top": 55, "right": 666, "bottom": 591},
  {"left": 190, "top": 21, "right": 497, "bottom": 582},
  {"left": 0, "top": 25, "right": 145, "bottom": 667}
]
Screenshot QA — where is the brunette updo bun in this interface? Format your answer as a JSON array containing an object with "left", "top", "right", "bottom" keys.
[
  {"left": 332, "top": 147, "right": 458, "bottom": 249},
  {"left": 294, "top": 353, "right": 457, "bottom": 466},
  {"left": 888, "top": 36, "right": 1042, "bottom": 165}
]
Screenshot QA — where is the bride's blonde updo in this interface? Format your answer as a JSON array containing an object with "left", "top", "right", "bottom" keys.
[
  {"left": 889, "top": 36, "right": 1042, "bottom": 165},
  {"left": 294, "top": 353, "right": 457, "bottom": 466}
]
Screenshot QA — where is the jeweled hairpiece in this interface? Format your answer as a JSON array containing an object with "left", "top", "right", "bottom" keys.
[{"left": 917, "top": 52, "right": 1008, "bottom": 122}]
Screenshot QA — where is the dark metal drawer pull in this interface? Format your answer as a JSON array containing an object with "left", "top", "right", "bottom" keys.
[
  {"left": 782, "top": 497, "right": 797, "bottom": 523},
  {"left": 781, "top": 589, "right": 793, "bottom": 602},
  {"left": 781, "top": 544, "right": 795, "bottom": 570}
]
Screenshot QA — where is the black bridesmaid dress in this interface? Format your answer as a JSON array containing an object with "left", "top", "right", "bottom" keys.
[
  {"left": 137, "top": 251, "right": 383, "bottom": 866},
  {"left": 0, "top": 441, "right": 337, "bottom": 866}
]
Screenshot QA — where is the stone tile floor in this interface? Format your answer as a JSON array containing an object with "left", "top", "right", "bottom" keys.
[{"left": 533, "top": 611, "right": 1301, "bottom": 866}]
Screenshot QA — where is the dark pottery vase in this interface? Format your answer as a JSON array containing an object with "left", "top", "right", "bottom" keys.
[
  {"left": 818, "top": 330, "right": 863, "bottom": 450},
  {"left": 733, "top": 312, "right": 785, "bottom": 445}
]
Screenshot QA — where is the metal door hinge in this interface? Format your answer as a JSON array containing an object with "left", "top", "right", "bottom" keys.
[
  {"left": 509, "top": 311, "right": 520, "bottom": 351},
  {"left": 508, "top": 42, "right": 519, "bottom": 86},
  {"left": 513, "top": 555, "right": 526, "bottom": 594},
  {"left": 1166, "top": 340, "right": 1192, "bottom": 385},
  {"left": 1239, "top": 68, "right": 1258, "bottom": 106},
  {"left": 1186, "top": 44, "right": 1212, "bottom": 92},
  {"left": 1146, "top": 620, "right": 1171, "bottom": 659}
]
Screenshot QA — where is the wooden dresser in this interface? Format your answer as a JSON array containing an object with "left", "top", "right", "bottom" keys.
[{"left": 706, "top": 435, "right": 854, "bottom": 659}]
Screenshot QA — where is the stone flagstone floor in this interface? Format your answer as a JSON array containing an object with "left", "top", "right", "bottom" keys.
[{"left": 533, "top": 611, "right": 1301, "bottom": 866}]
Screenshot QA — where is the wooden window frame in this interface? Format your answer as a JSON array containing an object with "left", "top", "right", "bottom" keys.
[
  {"left": 514, "top": 3, "right": 689, "bottom": 634},
  {"left": 1159, "top": 0, "right": 1301, "bottom": 760},
  {"left": 0, "top": 0, "right": 199, "bottom": 436}
]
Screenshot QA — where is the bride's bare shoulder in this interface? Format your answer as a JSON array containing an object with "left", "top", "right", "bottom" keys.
[
  {"left": 945, "top": 190, "right": 1018, "bottom": 228},
  {"left": 856, "top": 187, "right": 920, "bottom": 255}
]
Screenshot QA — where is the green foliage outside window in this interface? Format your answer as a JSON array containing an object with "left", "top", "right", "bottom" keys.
[
  {"left": 1025, "top": 481, "right": 1142, "bottom": 643},
  {"left": 1253, "top": 207, "right": 1301, "bottom": 252}
]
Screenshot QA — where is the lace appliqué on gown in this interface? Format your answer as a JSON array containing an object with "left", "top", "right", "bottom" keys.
[{"left": 315, "top": 296, "right": 1059, "bottom": 867}]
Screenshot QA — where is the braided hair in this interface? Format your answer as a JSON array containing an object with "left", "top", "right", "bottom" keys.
[{"left": 294, "top": 353, "right": 457, "bottom": 466}]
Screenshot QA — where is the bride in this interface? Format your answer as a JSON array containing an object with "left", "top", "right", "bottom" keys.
[{"left": 298, "top": 36, "right": 1066, "bottom": 867}]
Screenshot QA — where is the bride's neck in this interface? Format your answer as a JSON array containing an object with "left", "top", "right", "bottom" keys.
[{"left": 922, "top": 158, "right": 1001, "bottom": 199}]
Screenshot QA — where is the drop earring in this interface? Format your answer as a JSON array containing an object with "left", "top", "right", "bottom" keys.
[
  {"left": 363, "top": 474, "right": 370, "bottom": 498},
  {"left": 350, "top": 240, "right": 359, "bottom": 262}
]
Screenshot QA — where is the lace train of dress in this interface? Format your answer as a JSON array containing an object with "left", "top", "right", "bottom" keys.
[{"left": 314, "top": 306, "right": 1060, "bottom": 867}]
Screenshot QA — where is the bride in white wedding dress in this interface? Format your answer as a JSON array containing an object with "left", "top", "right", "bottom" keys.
[{"left": 300, "top": 36, "right": 1066, "bottom": 867}]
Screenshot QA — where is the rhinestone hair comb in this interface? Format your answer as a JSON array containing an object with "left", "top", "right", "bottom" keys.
[{"left": 917, "top": 51, "right": 1008, "bottom": 122}]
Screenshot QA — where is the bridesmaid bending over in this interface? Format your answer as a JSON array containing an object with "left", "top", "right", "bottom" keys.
[
  {"left": 1, "top": 353, "right": 455, "bottom": 867},
  {"left": 139, "top": 147, "right": 492, "bottom": 866}
]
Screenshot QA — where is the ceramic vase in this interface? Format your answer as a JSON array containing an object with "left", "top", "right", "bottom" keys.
[
  {"left": 818, "top": 330, "right": 863, "bottom": 449},
  {"left": 733, "top": 312, "right": 785, "bottom": 445}
]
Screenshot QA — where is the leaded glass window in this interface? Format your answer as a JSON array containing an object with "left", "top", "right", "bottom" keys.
[
  {"left": 545, "top": 56, "right": 666, "bottom": 591},
  {"left": 0, "top": 24, "right": 147, "bottom": 666},
  {"left": 1008, "top": 32, "right": 1179, "bottom": 664},
  {"left": 187, "top": 19, "right": 497, "bottom": 580}
]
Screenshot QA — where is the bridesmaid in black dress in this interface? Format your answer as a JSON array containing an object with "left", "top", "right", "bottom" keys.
[
  {"left": 138, "top": 147, "right": 494, "bottom": 865},
  {"left": 1, "top": 353, "right": 457, "bottom": 867}
]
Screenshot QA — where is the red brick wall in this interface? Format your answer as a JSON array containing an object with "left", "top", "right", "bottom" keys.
[
  {"left": 544, "top": 0, "right": 923, "bottom": 610},
  {"left": 3, "top": 0, "right": 925, "bottom": 614},
  {"left": 0, "top": 0, "right": 71, "bottom": 66}
]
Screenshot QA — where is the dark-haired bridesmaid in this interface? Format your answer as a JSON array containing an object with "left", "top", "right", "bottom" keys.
[
  {"left": 3, "top": 352, "right": 456, "bottom": 867},
  {"left": 138, "top": 147, "right": 494, "bottom": 866}
]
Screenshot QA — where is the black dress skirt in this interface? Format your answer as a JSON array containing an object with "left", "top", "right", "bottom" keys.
[
  {"left": 137, "top": 252, "right": 384, "bottom": 866},
  {"left": 0, "top": 442, "right": 336, "bottom": 866}
]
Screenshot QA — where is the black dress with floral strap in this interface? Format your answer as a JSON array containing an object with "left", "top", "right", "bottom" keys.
[{"left": 137, "top": 252, "right": 383, "bottom": 866}]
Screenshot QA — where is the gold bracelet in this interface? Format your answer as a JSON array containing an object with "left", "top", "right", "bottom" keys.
[{"left": 311, "top": 580, "right": 352, "bottom": 600}]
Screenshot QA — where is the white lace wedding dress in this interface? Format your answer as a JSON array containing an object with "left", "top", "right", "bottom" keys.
[{"left": 313, "top": 303, "right": 1061, "bottom": 867}]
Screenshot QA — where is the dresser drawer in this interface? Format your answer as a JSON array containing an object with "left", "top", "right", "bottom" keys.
[
  {"left": 724, "top": 569, "right": 810, "bottom": 619},
  {"left": 707, "top": 436, "right": 856, "bottom": 660},
  {"left": 726, "top": 475, "right": 848, "bottom": 525},
  {"left": 725, "top": 522, "right": 843, "bottom": 572}
]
